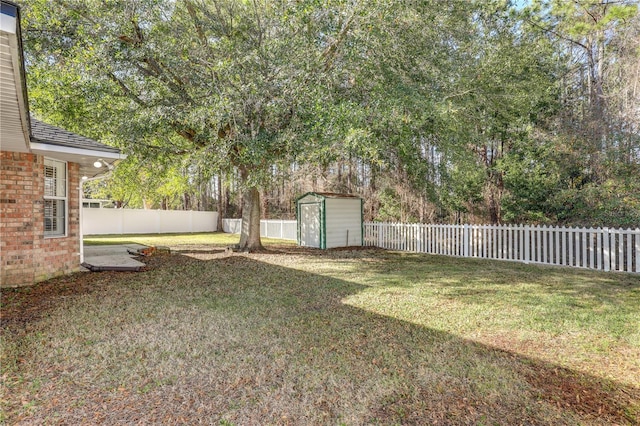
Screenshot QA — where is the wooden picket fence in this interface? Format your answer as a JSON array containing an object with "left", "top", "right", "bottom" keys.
[{"left": 364, "top": 222, "right": 640, "bottom": 273}]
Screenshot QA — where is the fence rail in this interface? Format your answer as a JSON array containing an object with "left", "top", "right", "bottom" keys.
[
  {"left": 364, "top": 222, "right": 640, "bottom": 273},
  {"left": 222, "top": 219, "right": 297, "bottom": 241}
]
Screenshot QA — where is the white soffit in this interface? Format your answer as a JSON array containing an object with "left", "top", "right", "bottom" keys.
[{"left": 30, "top": 141, "right": 124, "bottom": 176}]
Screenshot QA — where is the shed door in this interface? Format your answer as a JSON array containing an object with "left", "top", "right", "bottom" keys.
[{"left": 300, "top": 203, "right": 321, "bottom": 248}]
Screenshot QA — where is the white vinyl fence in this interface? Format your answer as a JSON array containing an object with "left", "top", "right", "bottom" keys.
[
  {"left": 222, "top": 219, "right": 297, "bottom": 241},
  {"left": 83, "top": 208, "right": 218, "bottom": 235},
  {"left": 364, "top": 222, "right": 640, "bottom": 273}
]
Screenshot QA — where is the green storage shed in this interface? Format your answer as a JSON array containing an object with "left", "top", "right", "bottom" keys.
[{"left": 296, "top": 192, "right": 363, "bottom": 249}]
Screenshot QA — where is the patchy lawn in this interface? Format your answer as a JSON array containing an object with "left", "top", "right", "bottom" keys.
[
  {"left": 2, "top": 234, "right": 639, "bottom": 425},
  {"left": 83, "top": 232, "right": 295, "bottom": 248}
]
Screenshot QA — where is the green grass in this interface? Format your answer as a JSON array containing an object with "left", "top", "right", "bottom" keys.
[
  {"left": 2, "top": 239, "right": 639, "bottom": 425},
  {"left": 84, "top": 231, "right": 295, "bottom": 248}
]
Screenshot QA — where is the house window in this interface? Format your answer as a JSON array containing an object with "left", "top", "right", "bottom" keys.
[{"left": 44, "top": 158, "right": 67, "bottom": 237}]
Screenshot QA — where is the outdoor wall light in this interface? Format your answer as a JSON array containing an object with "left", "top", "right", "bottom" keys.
[{"left": 93, "top": 159, "right": 115, "bottom": 170}]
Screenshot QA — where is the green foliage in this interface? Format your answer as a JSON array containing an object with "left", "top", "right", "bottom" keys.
[
  {"left": 85, "top": 156, "right": 217, "bottom": 210},
  {"left": 499, "top": 140, "right": 560, "bottom": 224},
  {"left": 549, "top": 164, "right": 640, "bottom": 228},
  {"left": 23, "top": 0, "right": 354, "bottom": 173},
  {"left": 443, "top": 160, "right": 486, "bottom": 218},
  {"left": 21, "top": 0, "right": 640, "bottom": 227},
  {"left": 22, "top": 0, "right": 376, "bottom": 245},
  {"left": 519, "top": 0, "right": 640, "bottom": 227},
  {"left": 374, "top": 188, "right": 402, "bottom": 223}
]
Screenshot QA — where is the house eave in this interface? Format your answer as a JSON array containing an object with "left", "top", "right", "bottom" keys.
[
  {"left": 30, "top": 141, "right": 125, "bottom": 177},
  {"left": 0, "top": 0, "right": 31, "bottom": 152}
]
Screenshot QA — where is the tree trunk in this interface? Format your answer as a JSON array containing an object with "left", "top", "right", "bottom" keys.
[
  {"left": 261, "top": 190, "right": 269, "bottom": 219},
  {"left": 486, "top": 181, "right": 502, "bottom": 224},
  {"left": 237, "top": 185, "right": 264, "bottom": 251},
  {"left": 183, "top": 193, "right": 190, "bottom": 210},
  {"left": 216, "top": 174, "right": 223, "bottom": 232},
  {"left": 236, "top": 166, "right": 263, "bottom": 251}
]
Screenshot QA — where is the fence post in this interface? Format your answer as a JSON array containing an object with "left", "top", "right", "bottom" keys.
[
  {"left": 604, "top": 227, "right": 610, "bottom": 272},
  {"left": 569, "top": 226, "right": 574, "bottom": 267},
  {"left": 626, "top": 228, "right": 632, "bottom": 273},
  {"left": 463, "top": 224, "right": 470, "bottom": 258},
  {"left": 589, "top": 227, "right": 595, "bottom": 270},
  {"left": 524, "top": 225, "right": 530, "bottom": 263},
  {"left": 635, "top": 228, "right": 640, "bottom": 274},
  {"left": 519, "top": 224, "right": 524, "bottom": 261},
  {"left": 617, "top": 228, "right": 623, "bottom": 272}
]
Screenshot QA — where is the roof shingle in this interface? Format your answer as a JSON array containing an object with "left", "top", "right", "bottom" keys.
[{"left": 30, "top": 118, "right": 120, "bottom": 154}]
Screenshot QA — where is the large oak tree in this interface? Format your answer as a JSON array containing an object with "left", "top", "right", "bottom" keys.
[{"left": 23, "top": 0, "right": 361, "bottom": 250}]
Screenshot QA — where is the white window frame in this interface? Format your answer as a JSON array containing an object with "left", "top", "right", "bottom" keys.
[{"left": 44, "top": 158, "right": 68, "bottom": 238}]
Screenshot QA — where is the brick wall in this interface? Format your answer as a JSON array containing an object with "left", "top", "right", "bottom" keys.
[{"left": 1, "top": 151, "right": 81, "bottom": 287}]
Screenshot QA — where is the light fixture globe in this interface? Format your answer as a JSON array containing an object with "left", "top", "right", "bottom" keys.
[{"left": 93, "top": 160, "right": 103, "bottom": 168}]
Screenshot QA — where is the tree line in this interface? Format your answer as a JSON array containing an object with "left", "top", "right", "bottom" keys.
[{"left": 22, "top": 0, "right": 639, "bottom": 248}]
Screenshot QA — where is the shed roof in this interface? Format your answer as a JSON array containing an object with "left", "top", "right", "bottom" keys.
[
  {"left": 30, "top": 118, "right": 120, "bottom": 153},
  {"left": 296, "top": 192, "right": 362, "bottom": 201}
]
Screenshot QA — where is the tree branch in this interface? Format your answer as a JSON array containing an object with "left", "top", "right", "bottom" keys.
[
  {"left": 184, "top": 0, "right": 208, "bottom": 46},
  {"left": 108, "top": 72, "right": 147, "bottom": 106},
  {"left": 525, "top": 17, "right": 590, "bottom": 51},
  {"left": 322, "top": 4, "right": 359, "bottom": 71}
]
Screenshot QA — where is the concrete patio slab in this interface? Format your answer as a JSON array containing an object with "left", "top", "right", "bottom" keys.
[{"left": 82, "top": 244, "right": 148, "bottom": 272}]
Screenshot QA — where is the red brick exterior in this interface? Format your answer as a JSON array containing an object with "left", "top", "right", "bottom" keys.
[{"left": 1, "top": 151, "right": 81, "bottom": 287}]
